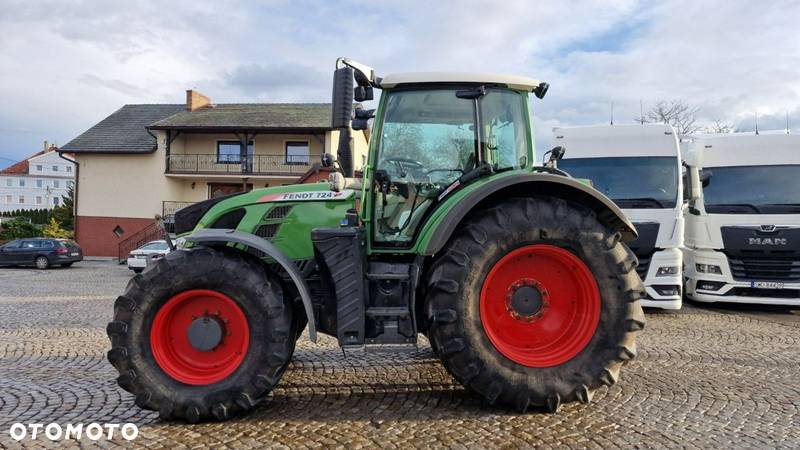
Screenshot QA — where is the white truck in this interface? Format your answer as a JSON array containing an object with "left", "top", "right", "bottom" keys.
[
  {"left": 682, "top": 132, "right": 800, "bottom": 305},
  {"left": 555, "top": 124, "right": 684, "bottom": 309}
]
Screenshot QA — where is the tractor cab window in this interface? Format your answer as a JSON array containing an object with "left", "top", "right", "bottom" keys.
[{"left": 372, "top": 87, "right": 529, "bottom": 245}]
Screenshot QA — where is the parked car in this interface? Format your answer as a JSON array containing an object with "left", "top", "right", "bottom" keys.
[
  {"left": 0, "top": 238, "right": 83, "bottom": 269},
  {"left": 127, "top": 240, "right": 171, "bottom": 273}
]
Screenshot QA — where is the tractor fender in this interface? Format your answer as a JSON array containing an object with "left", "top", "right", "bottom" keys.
[
  {"left": 423, "top": 172, "right": 638, "bottom": 256},
  {"left": 183, "top": 228, "right": 317, "bottom": 343}
]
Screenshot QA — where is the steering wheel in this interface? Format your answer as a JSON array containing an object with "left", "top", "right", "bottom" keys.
[{"left": 382, "top": 157, "right": 426, "bottom": 179}]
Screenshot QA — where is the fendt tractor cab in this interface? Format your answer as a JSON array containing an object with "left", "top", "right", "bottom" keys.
[
  {"left": 683, "top": 132, "right": 800, "bottom": 305},
  {"left": 556, "top": 125, "right": 684, "bottom": 310},
  {"left": 107, "top": 58, "right": 645, "bottom": 422}
]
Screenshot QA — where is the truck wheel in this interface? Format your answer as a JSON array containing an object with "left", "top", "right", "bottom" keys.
[
  {"left": 107, "top": 247, "right": 295, "bottom": 422},
  {"left": 425, "top": 196, "right": 645, "bottom": 412}
]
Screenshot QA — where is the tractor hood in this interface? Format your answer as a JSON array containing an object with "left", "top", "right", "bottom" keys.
[{"left": 175, "top": 183, "right": 356, "bottom": 236}]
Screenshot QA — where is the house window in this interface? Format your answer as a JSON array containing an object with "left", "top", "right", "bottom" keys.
[
  {"left": 53, "top": 197, "right": 60, "bottom": 206},
  {"left": 217, "top": 141, "right": 253, "bottom": 164},
  {"left": 52, "top": 165, "right": 59, "bottom": 171},
  {"left": 36, "top": 165, "right": 42, "bottom": 171},
  {"left": 36, "top": 179, "right": 43, "bottom": 188},
  {"left": 36, "top": 196, "right": 42, "bottom": 205},
  {"left": 53, "top": 180, "right": 60, "bottom": 188},
  {"left": 285, "top": 141, "right": 310, "bottom": 165},
  {"left": 66, "top": 166, "right": 72, "bottom": 173},
  {"left": 18, "top": 195, "right": 24, "bottom": 204},
  {"left": 19, "top": 179, "right": 25, "bottom": 187},
  {"left": 4, "top": 195, "right": 10, "bottom": 204},
  {"left": 5, "top": 178, "right": 10, "bottom": 187}
]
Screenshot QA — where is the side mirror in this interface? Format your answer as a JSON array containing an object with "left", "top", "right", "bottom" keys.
[
  {"left": 688, "top": 166, "right": 702, "bottom": 201},
  {"left": 699, "top": 169, "right": 712, "bottom": 188},
  {"left": 351, "top": 108, "right": 375, "bottom": 131},
  {"left": 321, "top": 153, "right": 335, "bottom": 168},
  {"left": 545, "top": 146, "right": 565, "bottom": 168},
  {"left": 533, "top": 82, "right": 550, "bottom": 99},
  {"left": 354, "top": 86, "right": 373, "bottom": 102},
  {"left": 331, "top": 67, "right": 354, "bottom": 129}
]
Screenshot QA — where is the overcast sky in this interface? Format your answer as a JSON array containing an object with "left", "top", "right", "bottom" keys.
[{"left": 1, "top": 0, "right": 798, "bottom": 164}]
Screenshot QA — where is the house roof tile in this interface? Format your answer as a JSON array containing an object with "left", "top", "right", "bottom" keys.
[
  {"left": 147, "top": 103, "right": 333, "bottom": 131},
  {"left": 61, "top": 104, "right": 185, "bottom": 154}
]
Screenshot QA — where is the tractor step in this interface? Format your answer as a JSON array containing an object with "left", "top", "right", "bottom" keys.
[
  {"left": 366, "top": 272, "right": 409, "bottom": 280},
  {"left": 365, "top": 307, "right": 410, "bottom": 318},
  {"left": 342, "top": 343, "right": 418, "bottom": 354}
]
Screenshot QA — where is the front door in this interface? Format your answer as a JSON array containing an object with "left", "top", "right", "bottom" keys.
[
  {"left": 0, "top": 240, "right": 22, "bottom": 263},
  {"left": 208, "top": 183, "right": 253, "bottom": 199}
]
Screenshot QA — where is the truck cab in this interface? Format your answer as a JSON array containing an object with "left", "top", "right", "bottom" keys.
[
  {"left": 556, "top": 124, "right": 684, "bottom": 310},
  {"left": 682, "top": 132, "right": 800, "bottom": 305}
]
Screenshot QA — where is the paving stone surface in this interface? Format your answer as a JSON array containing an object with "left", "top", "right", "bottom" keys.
[{"left": 1, "top": 261, "right": 799, "bottom": 448}]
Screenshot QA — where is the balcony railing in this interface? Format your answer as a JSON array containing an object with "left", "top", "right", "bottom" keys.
[{"left": 167, "top": 154, "right": 312, "bottom": 175}]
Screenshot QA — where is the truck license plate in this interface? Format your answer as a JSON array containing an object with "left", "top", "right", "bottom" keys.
[{"left": 751, "top": 281, "right": 784, "bottom": 289}]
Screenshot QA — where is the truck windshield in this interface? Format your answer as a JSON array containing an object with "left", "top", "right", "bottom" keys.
[
  {"left": 558, "top": 157, "right": 679, "bottom": 208},
  {"left": 372, "top": 87, "right": 530, "bottom": 244},
  {"left": 703, "top": 165, "right": 800, "bottom": 214}
]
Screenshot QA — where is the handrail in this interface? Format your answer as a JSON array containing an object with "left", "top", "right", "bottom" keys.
[{"left": 166, "top": 154, "right": 312, "bottom": 175}]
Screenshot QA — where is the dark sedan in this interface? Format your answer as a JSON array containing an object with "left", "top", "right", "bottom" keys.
[{"left": 0, "top": 238, "right": 83, "bottom": 269}]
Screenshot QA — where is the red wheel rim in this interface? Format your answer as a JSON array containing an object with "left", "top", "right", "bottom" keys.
[
  {"left": 480, "top": 244, "right": 600, "bottom": 368},
  {"left": 150, "top": 289, "right": 249, "bottom": 385}
]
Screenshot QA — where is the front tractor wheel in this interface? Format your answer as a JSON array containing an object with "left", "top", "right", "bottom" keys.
[
  {"left": 425, "top": 196, "right": 645, "bottom": 412},
  {"left": 107, "top": 247, "right": 296, "bottom": 422}
]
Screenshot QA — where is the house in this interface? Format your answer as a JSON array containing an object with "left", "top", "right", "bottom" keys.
[
  {"left": 60, "top": 90, "right": 368, "bottom": 257},
  {"left": 0, "top": 143, "right": 75, "bottom": 213}
]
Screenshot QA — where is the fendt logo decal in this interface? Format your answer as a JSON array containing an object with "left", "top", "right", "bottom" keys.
[
  {"left": 258, "top": 189, "right": 355, "bottom": 203},
  {"left": 748, "top": 237, "right": 788, "bottom": 246}
]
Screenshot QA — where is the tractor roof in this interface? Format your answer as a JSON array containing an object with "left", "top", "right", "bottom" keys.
[{"left": 380, "top": 72, "right": 541, "bottom": 91}]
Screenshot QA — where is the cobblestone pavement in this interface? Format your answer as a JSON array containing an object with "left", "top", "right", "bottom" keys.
[{"left": 1, "top": 261, "right": 799, "bottom": 449}]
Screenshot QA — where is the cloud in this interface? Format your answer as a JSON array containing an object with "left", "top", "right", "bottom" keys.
[
  {"left": 224, "top": 63, "right": 329, "bottom": 101},
  {"left": 0, "top": 0, "right": 798, "bottom": 160},
  {"left": 79, "top": 75, "right": 143, "bottom": 97}
]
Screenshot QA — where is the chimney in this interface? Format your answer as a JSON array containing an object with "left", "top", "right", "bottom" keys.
[
  {"left": 186, "top": 89, "right": 211, "bottom": 111},
  {"left": 43, "top": 140, "right": 48, "bottom": 151}
]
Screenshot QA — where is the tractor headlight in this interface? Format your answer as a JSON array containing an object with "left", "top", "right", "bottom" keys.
[
  {"left": 656, "top": 266, "right": 679, "bottom": 277},
  {"left": 695, "top": 263, "right": 722, "bottom": 275}
]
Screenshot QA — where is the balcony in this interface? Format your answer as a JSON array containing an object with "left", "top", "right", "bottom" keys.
[{"left": 166, "top": 154, "right": 312, "bottom": 176}]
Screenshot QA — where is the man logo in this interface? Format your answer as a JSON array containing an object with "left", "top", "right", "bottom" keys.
[
  {"left": 759, "top": 225, "right": 777, "bottom": 232},
  {"left": 748, "top": 237, "right": 788, "bottom": 246}
]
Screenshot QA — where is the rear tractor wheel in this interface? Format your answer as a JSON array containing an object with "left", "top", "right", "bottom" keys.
[
  {"left": 425, "top": 196, "right": 645, "bottom": 412},
  {"left": 107, "top": 247, "right": 296, "bottom": 422}
]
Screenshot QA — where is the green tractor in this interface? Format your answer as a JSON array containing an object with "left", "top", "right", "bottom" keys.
[{"left": 107, "top": 58, "right": 645, "bottom": 422}]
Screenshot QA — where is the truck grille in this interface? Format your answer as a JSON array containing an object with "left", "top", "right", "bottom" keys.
[
  {"left": 636, "top": 253, "right": 652, "bottom": 279},
  {"left": 728, "top": 256, "right": 800, "bottom": 281},
  {"left": 627, "top": 222, "right": 659, "bottom": 280}
]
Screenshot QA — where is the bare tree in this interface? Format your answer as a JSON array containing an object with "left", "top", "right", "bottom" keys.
[
  {"left": 636, "top": 100, "right": 701, "bottom": 136},
  {"left": 704, "top": 119, "right": 733, "bottom": 134}
]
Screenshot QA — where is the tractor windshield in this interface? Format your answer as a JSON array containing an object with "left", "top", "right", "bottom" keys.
[{"left": 373, "top": 87, "right": 530, "bottom": 244}]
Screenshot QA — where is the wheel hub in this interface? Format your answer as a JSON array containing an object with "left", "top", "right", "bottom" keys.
[
  {"left": 187, "top": 316, "right": 225, "bottom": 351},
  {"left": 506, "top": 279, "right": 548, "bottom": 322},
  {"left": 479, "top": 244, "right": 601, "bottom": 368},
  {"left": 150, "top": 289, "right": 249, "bottom": 385}
]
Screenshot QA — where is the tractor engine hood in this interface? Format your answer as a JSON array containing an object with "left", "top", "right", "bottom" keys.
[{"left": 175, "top": 183, "right": 357, "bottom": 236}]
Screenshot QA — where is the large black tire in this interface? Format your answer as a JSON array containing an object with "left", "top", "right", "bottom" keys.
[
  {"left": 107, "top": 247, "right": 296, "bottom": 422},
  {"left": 425, "top": 196, "right": 645, "bottom": 412}
]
